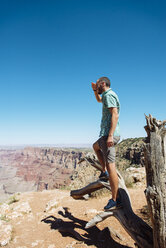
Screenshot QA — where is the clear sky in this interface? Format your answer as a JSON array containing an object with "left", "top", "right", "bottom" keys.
[{"left": 0, "top": 0, "right": 166, "bottom": 145}]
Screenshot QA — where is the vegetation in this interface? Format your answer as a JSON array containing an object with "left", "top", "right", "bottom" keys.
[
  {"left": 0, "top": 214, "right": 10, "bottom": 222},
  {"left": 59, "top": 185, "right": 72, "bottom": 190},
  {"left": 7, "top": 194, "right": 19, "bottom": 205}
]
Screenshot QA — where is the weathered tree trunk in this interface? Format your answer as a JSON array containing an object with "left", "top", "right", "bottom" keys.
[
  {"left": 144, "top": 114, "right": 166, "bottom": 248},
  {"left": 71, "top": 154, "right": 153, "bottom": 248}
]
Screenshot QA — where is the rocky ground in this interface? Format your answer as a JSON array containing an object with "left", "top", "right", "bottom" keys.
[{"left": 0, "top": 181, "right": 150, "bottom": 248}]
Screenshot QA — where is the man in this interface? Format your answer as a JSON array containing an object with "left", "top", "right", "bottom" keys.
[{"left": 92, "top": 76, "right": 120, "bottom": 211}]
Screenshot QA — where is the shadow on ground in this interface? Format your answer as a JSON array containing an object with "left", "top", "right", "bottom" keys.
[{"left": 41, "top": 207, "right": 132, "bottom": 248}]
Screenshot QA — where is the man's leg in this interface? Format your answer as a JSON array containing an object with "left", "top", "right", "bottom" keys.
[
  {"left": 106, "top": 162, "right": 119, "bottom": 201},
  {"left": 93, "top": 141, "right": 106, "bottom": 172},
  {"left": 104, "top": 136, "right": 120, "bottom": 210}
]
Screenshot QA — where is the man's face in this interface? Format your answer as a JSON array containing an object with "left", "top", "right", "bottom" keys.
[{"left": 96, "top": 81, "right": 104, "bottom": 95}]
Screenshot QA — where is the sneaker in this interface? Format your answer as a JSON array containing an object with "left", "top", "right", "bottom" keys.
[
  {"left": 104, "top": 198, "right": 121, "bottom": 211},
  {"left": 99, "top": 171, "right": 109, "bottom": 181}
]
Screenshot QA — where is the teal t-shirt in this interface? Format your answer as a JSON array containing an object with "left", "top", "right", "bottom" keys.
[{"left": 99, "top": 88, "right": 120, "bottom": 137}]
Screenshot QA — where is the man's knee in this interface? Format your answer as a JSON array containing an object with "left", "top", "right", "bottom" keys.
[{"left": 93, "top": 141, "right": 100, "bottom": 152}]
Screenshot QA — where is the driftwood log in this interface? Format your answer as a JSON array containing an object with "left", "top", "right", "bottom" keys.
[
  {"left": 71, "top": 155, "right": 153, "bottom": 248},
  {"left": 144, "top": 114, "right": 166, "bottom": 248},
  {"left": 70, "top": 114, "right": 166, "bottom": 248}
]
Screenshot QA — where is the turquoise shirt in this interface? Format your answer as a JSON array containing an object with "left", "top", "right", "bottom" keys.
[{"left": 99, "top": 88, "right": 120, "bottom": 137}]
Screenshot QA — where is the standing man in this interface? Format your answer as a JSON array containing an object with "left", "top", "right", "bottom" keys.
[{"left": 92, "top": 77, "right": 121, "bottom": 211}]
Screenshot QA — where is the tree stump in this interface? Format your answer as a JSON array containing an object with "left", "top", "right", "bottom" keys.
[{"left": 144, "top": 114, "right": 166, "bottom": 248}]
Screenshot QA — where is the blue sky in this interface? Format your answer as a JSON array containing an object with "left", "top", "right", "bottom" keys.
[{"left": 0, "top": 0, "right": 166, "bottom": 145}]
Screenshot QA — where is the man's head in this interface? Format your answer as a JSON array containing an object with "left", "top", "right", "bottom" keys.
[{"left": 96, "top": 77, "right": 111, "bottom": 95}]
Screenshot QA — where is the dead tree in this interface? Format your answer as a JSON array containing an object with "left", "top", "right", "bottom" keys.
[
  {"left": 70, "top": 114, "right": 166, "bottom": 248},
  {"left": 144, "top": 114, "right": 166, "bottom": 248}
]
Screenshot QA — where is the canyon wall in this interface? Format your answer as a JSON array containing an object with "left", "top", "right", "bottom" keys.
[
  {"left": 0, "top": 147, "right": 86, "bottom": 202},
  {"left": 0, "top": 138, "right": 145, "bottom": 202}
]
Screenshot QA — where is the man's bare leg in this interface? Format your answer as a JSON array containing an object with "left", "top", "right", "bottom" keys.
[
  {"left": 93, "top": 141, "right": 106, "bottom": 172},
  {"left": 106, "top": 162, "right": 119, "bottom": 201}
]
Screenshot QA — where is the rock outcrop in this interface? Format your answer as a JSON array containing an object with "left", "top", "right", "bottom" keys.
[{"left": 116, "top": 137, "right": 145, "bottom": 169}]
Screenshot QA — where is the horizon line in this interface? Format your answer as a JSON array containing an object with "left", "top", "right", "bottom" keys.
[{"left": 0, "top": 137, "right": 145, "bottom": 148}]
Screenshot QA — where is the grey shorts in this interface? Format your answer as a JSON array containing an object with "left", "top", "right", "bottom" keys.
[{"left": 97, "top": 136, "right": 120, "bottom": 163}]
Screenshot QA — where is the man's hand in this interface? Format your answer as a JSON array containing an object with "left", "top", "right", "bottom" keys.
[
  {"left": 91, "top": 82, "right": 102, "bottom": 103},
  {"left": 107, "top": 135, "right": 114, "bottom": 147},
  {"left": 91, "top": 82, "right": 97, "bottom": 91}
]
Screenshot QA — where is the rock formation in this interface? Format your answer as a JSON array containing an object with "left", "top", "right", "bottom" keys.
[{"left": 0, "top": 148, "right": 86, "bottom": 202}]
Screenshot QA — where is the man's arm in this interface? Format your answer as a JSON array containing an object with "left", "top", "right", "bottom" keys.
[
  {"left": 91, "top": 82, "right": 102, "bottom": 103},
  {"left": 107, "top": 107, "right": 119, "bottom": 147}
]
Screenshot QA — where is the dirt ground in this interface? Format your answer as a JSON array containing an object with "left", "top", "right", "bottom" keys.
[{"left": 5, "top": 185, "right": 149, "bottom": 248}]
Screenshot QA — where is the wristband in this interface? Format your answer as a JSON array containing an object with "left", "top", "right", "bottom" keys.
[{"left": 93, "top": 90, "right": 97, "bottom": 92}]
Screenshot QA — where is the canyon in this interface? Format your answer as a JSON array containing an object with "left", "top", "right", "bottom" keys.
[
  {"left": 0, "top": 138, "right": 145, "bottom": 202},
  {"left": 0, "top": 147, "right": 87, "bottom": 202}
]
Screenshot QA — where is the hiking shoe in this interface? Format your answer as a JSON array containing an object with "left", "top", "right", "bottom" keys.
[
  {"left": 104, "top": 199, "right": 121, "bottom": 211},
  {"left": 99, "top": 171, "right": 109, "bottom": 181}
]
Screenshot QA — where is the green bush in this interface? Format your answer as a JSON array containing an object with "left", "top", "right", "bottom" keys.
[{"left": 8, "top": 195, "right": 19, "bottom": 205}]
